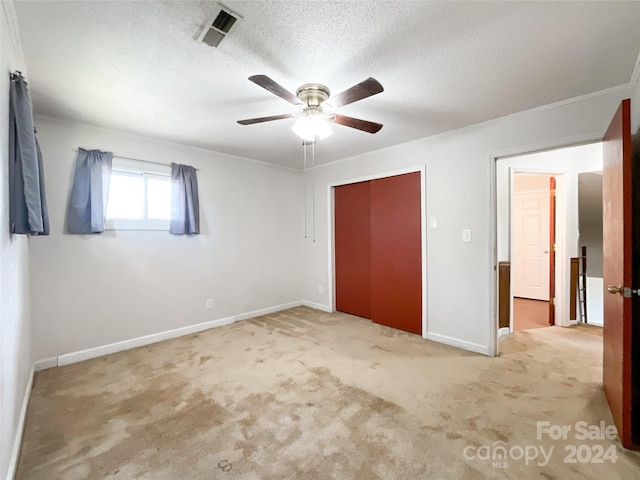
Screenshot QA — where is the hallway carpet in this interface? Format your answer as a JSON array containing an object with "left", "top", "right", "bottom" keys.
[{"left": 16, "top": 307, "right": 640, "bottom": 479}]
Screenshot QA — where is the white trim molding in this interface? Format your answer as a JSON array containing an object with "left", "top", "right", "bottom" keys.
[
  {"left": 301, "top": 301, "right": 332, "bottom": 312},
  {"left": 38, "top": 301, "right": 325, "bottom": 369},
  {"left": 57, "top": 316, "right": 235, "bottom": 366},
  {"left": 6, "top": 366, "right": 34, "bottom": 480},
  {"left": 425, "top": 332, "right": 490, "bottom": 356},
  {"left": 234, "top": 301, "right": 303, "bottom": 321},
  {"left": 326, "top": 165, "right": 428, "bottom": 338},
  {"left": 33, "top": 357, "right": 58, "bottom": 371}
]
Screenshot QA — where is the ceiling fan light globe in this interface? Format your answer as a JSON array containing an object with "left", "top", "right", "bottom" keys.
[
  {"left": 292, "top": 110, "right": 333, "bottom": 142},
  {"left": 310, "top": 114, "right": 333, "bottom": 140},
  {"left": 291, "top": 118, "right": 315, "bottom": 141}
]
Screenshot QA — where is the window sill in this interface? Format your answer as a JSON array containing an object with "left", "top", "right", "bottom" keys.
[{"left": 105, "top": 219, "right": 170, "bottom": 231}]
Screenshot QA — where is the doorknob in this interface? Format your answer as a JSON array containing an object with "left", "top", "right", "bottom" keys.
[{"left": 607, "top": 285, "right": 623, "bottom": 295}]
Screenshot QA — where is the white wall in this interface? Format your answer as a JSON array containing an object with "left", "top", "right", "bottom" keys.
[
  {"left": 30, "top": 117, "right": 304, "bottom": 361},
  {"left": 586, "top": 277, "right": 604, "bottom": 326},
  {"left": 0, "top": 2, "right": 32, "bottom": 479},
  {"left": 633, "top": 74, "right": 640, "bottom": 133},
  {"left": 303, "top": 86, "right": 634, "bottom": 355}
]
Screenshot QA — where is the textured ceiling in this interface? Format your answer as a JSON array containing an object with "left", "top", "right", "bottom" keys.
[{"left": 14, "top": 1, "right": 640, "bottom": 169}]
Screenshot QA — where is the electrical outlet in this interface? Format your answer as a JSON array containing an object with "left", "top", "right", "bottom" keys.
[
  {"left": 318, "top": 285, "right": 324, "bottom": 294},
  {"left": 205, "top": 298, "right": 213, "bottom": 310},
  {"left": 462, "top": 229, "right": 472, "bottom": 243}
]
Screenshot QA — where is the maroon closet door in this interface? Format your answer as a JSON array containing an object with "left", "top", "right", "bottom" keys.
[
  {"left": 370, "top": 172, "right": 422, "bottom": 334},
  {"left": 334, "top": 181, "right": 371, "bottom": 319}
]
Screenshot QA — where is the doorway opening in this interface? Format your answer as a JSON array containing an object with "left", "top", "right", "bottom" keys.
[
  {"left": 495, "top": 142, "right": 604, "bottom": 340},
  {"left": 512, "top": 173, "right": 555, "bottom": 331}
]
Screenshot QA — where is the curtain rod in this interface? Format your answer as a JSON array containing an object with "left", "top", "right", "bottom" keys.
[{"left": 72, "top": 149, "right": 199, "bottom": 170}]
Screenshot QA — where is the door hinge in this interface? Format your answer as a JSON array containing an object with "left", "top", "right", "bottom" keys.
[
  {"left": 550, "top": 297, "right": 555, "bottom": 306},
  {"left": 551, "top": 189, "right": 556, "bottom": 196}
]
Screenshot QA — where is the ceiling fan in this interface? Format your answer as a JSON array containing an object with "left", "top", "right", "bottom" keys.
[{"left": 237, "top": 75, "right": 384, "bottom": 142}]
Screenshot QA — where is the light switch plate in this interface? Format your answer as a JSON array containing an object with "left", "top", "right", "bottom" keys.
[
  {"left": 462, "top": 229, "right": 472, "bottom": 243},
  {"left": 429, "top": 217, "right": 438, "bottom": 228}
]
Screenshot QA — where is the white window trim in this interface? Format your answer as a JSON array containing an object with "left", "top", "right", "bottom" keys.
[{"left": 105, "top": 158, "right": 171, "bottom": 231}]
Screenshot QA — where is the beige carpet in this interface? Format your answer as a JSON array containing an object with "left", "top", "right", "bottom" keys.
[{"left": 16, "top": 307, "right": 640, "bottom": 479}]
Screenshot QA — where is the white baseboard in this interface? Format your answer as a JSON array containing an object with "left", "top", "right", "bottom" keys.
[
  {"left": 38, "top": 302, "right": 488, "bottom": 373},
  {"left": 33, "top": 357, "right": 58, "bottom": 371},
  {"left": 301, "top": 301, "right": 332, "bottom": 312},
  {"left": 57, "top": 315, "right": 235, "bottom": 367},
  {"left": 6, "top": 365, "right": 34, "bottom": 480},
  {"left": 49, "top": 302, "right": 310, "bottom": 368},
  {"left": 425, "top": 331, "right": 490, "bottom": 356},
  {"left": 498, "top": 327, "right": 511, "bottom": 338},
  {"left": 234, "top": 301, "right": 302, "bottom": 321}
]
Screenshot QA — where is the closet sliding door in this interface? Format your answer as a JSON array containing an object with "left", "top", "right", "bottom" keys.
[
  {"left": 370, "top": 172, "right": 422, "bottom": 334},
  {"left": 335, "top": 181, "right": 372, "bottom": 319},
  {"left": 334, "top": 172, "right": 422, "bottom": 335}
]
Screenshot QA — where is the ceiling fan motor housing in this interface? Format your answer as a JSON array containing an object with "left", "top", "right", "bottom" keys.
[{"left": 296, "top": 83, "right": 330, "bottom": 107}]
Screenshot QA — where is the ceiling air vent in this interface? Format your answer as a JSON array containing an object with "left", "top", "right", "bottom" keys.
[{"left": 198, "top": 3, "right": 242, "bottom": 48}]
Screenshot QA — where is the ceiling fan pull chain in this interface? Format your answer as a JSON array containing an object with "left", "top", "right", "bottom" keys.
[
  {"left": 312, "top": 141, "right": 316, "bottom": 243},
  {"left": 303, "top": 144, "right": 307, "bottom": 239}
]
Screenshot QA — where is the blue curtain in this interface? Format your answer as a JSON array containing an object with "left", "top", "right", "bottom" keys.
[
  {"left": 9, "top": 71, "right": 49, "bottom": 235},
  {"left": 170, "top": 163, "right": 199, "bottom": 235},
  {"left": 67, "top": 148, "right": 113, "bottom": 234}
]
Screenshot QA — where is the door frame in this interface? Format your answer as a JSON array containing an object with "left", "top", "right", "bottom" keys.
[
  {"left": 489, "top": 135, "right": 602, "bottom": 356},
  {"left": 327, "top": 165, "right": 427, "bottom": 337},
  {"left": 507, "top": 168, "right": 568, "bottom": 332}
]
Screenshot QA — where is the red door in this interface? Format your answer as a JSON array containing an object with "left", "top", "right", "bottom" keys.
[
  {"left": 370, "top": 172, "right": 422, "bottom": 334},
  {"left": 335, "top": 181, "right": 371, "bottom": 319},
  {"left": 602, "top": 98, "right": 638, "bottom": 449}
]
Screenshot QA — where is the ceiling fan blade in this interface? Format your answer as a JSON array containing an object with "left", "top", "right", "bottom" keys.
[
  {"left": 237, "top": 113, "right": 293, "bottom": 125},
  {"left": 332, "top": 114, "right": 383, "bottom": 134},
  {"left": 248, "top": 75, "right": 302, "bottom": 106},
  {"left": 326, "top": 77, "right": 383, "bottom": 109}
]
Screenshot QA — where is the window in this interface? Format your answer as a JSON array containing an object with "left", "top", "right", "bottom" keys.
[{"left": 105, "top": 158, "right": 171, "bottom": 230}]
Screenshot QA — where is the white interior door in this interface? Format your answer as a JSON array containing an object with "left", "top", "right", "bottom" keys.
[{"left": 513, "top": 175, "right": 550, "bottom": 300}]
